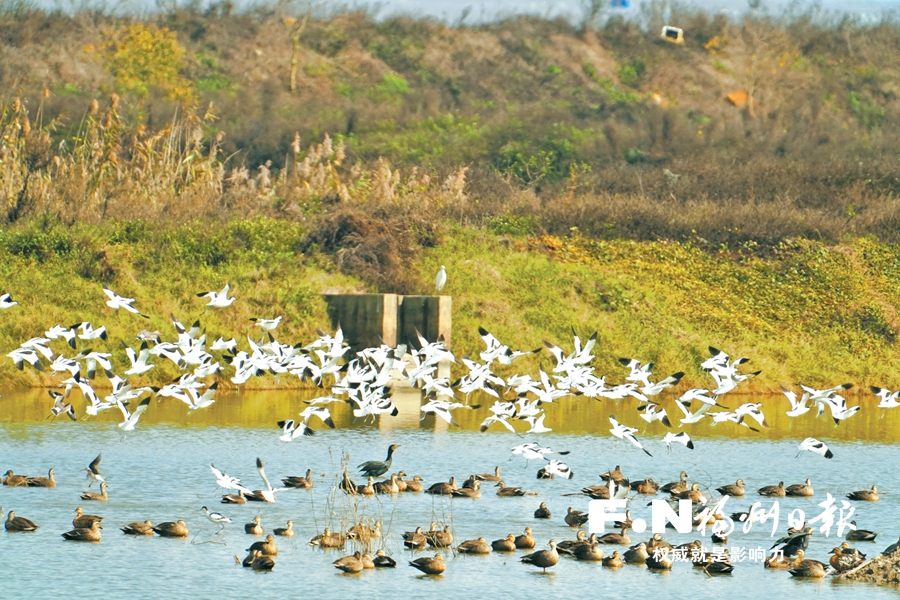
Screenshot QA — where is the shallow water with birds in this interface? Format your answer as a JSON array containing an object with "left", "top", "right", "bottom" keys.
[{"left": 1, "top": 389, "right": 898, "bottom": 597}]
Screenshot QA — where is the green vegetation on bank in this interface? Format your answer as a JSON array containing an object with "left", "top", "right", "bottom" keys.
[
  {"left": 2, "top": 217, "right": 900, "bottom": 391},
  {"left": 4, "top": 5, "right": 900, "bottom": 246}
]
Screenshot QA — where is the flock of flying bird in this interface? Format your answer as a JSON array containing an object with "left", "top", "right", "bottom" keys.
[{"left": 1, "top": 283, "right": 899, "bottom": 580}]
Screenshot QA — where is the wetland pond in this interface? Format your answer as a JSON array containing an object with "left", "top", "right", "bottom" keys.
[{"left": 1, "top": 389, "right": 898, "bottom": 598}]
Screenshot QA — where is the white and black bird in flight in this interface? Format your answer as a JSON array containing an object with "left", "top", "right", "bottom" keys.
[
  {"left": 103, "top": 287, "right": 149, "bottom": 318},
  {"left": 197, "top": 284, "right": 236, "bottom": 308},
  {"left": 609, "top": 415, "right": 652, "bottom": 456},
  {"left": 0, "top": 293, "right": 18, "bottom": 309},
  {"left": 797, "top": 437, "right": 834, "bottom": 459}
]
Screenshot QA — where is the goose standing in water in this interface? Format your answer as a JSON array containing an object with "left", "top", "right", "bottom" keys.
[
  {"left": 358, "top": 444, "right": 400, "bottom": 477},
  {"left": 80, "top": 482, "right": 108, "bottom": 501},
  {"left": 62, "top": 520, "right": 102, "bottom": 542},
  {"left": 521, "top": 540, "right": 559, "bottom": 572}
]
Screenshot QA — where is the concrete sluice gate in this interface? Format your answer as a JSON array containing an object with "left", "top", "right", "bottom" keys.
[{"left": 323, "top": 294, "right": 453, "bottom": 430}]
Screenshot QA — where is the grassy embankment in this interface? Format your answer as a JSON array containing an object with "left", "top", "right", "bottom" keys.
[
  {"left": 2, "top": 217, "right": 900, "bottom": 392},
  {"left": 2, "top": 7, "right": 900, "bottom": 391}
]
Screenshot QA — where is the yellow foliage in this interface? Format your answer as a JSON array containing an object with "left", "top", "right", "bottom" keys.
[{"left": 101, "top": 23, "right": 193, "bottom": 101}]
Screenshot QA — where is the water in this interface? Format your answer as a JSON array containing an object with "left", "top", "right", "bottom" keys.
[{"left": 1, "top": 389, "right": 898, "bottom": 598}]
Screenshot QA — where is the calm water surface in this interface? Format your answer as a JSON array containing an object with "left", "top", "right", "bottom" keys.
[{"left": 1, "top": 389, "right": 898, "bottom": 598}]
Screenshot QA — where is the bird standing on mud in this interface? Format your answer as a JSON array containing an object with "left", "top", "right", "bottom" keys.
[{"left": 358, "top": 444, "right": 400, "bottom": 477}]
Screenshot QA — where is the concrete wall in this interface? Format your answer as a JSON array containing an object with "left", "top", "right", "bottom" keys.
[{"left": 323, "top": 293, "right": 450, "bottom": 351}]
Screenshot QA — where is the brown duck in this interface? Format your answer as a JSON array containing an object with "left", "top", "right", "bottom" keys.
[
  {"left": 333, "top": 551, "right": 364, "bottom": 573},
  {"left": 788, "top": 550, "right": 827, "bottom": 578},
  {"left": 426, "top": 477, "right": 456, "bottom": 495},
  {"left": 121, "top": 520, "right": 154, "bottom": 535},
  {"left": 2, "top": 470, "right": 27, "bottom": 487},
  {"left": 847, "top": 485, "right": 879, "bottom": 502},
  {"left": 26, "top": 468, "right": 56, "bottom": 488},
  {"left": 758, "top": 481, "right": 786, "bottom": 497},
  {"left": 476, "top": 466, "right": 502, "bottom": 482},
  {"left": 273, "top": 520, "right": 294, "bottom": 537},
  {"left": 403, "top": 526, "right": 427, "bottom": 549},
  {"left": 80, "top": 482, "right": 108, "bottom": 502},
  {"left": 715, "top": 479, "right": 745, "bottom": 497},
  {"left": 153, "top": 520, "right": 189, "bottom": 537},
  {"left": 409, "top": 553, "right": 445, "bottom": 575},
  {"left": 492, "top": 534, "right": 517, "bottom": 552},
  {"left": 521, "top": 540, "right": 560, "bottom": 572},
  {"left": 62, "top": 520, "right": 101, "bottom": 541},
  {"left": 457, "top": 537, "right": 491, "bottom": 554},
  {"left": 373, "top": 474, "right": 400, "bottom": 495},
  {"left": 5, "top": 510, "right": 38, "bottom": 532},
  {"left": 247, "top": 534, "right": 278, "bottom": 556},
  {"left": 245, "top": 516, "right": 263, "bottom": 535},
  {"left": 534, "top": 502, "right": 552, "bottom": 519},
  {"left": 426, "top": 525, "right": 453, "bottom": 548},
  {"left": 249, "top": 550, "right": 275, "bottom": 571},
  {"left": 597, "top": 526, "right": 631, "bottom": 545},
  {"left": 221, "top": 490, "right": 246, "bottom": 504},
  {"left": 404, "top": 475, "right": 425, "bottom": 492},
  {"left": 451, "top": 480, "right": 481, "bottom": 499},
  {"left": 603, "top": 550, "right": 624, "bottom": 568},
  {"left": 281, "top": 469, "right": 313, "bottom": 489},
  {"left": 785, "top": 478, "right": 814, "bottom": 497},
  {"left": 565, "top": 507, "right": 589, "bottom": 527},
  {"left": 515, "top": 527, "right": 535, "bottom": 549},
  {"left": 660, "top": 471, "right": 688, "bottom": 494},
  {"left": 496, "top": 481, "right": 538, "bottom": 497},
  {"left": 72, "top": 508, "right": 103, "bottom": 529},
  {"left": 308, "top": 527, "right": 346, "bottom": 548}
]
